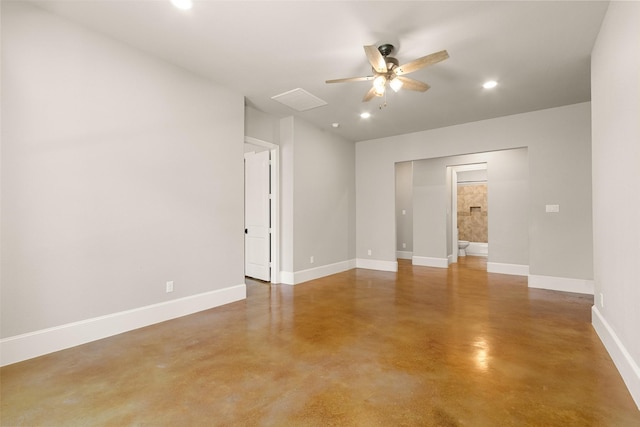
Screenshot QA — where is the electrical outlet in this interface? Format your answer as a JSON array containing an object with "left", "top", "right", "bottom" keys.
[
  {"left": 600, "top": 293, "right": 604, "bottom": 308},
  {"left": 310, "top": 256, "right": 314, "bottom": 264},
  {"left": 402, "top": 243, "right": 406, "bottom": 249},
  {"left": 166, "top": 281, "right": 174, "bottom": 293},
  {"left": 367, "top": 249, "right": 372, "bottom": 256}
]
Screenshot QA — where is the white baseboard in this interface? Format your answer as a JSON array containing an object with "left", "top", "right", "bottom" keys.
[
  {"left": 592, "top": 306, "right": 640, "bottom": 409},
  {"left": 487, "top": 262, "right": 529, "bottom": 276},
  {"left": 412, "top": 256, "right": 448, "bottom": 268},
  {"left": 280, "top": 271, "right": 295, "bottom": 285},
  {"left": 280, "top": 259, "right": 357, "bottom": 285},
  {"left": 356, "top": 258, "right": 398, "bottom": 272},
  {"left": 466, "top": 252, "right": 488, "bottom": 257},
  {"left": 528, "top": 274, "right": 594, "bottom": 295},
  {"left": 0, "top": 284, "right": 246, "bottom": 367},
  {"left": 466, "top": 242, "right": 488, "bottom": 257},
  {"left": 396, "top": 251, "right": 413, "bottom": 260}
]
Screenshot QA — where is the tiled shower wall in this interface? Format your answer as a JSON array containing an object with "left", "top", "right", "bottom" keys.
[{"left": 457, "top": 183, "right": 488, "bottom": 242}]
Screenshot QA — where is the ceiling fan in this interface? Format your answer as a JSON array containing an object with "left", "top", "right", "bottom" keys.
[{"left": 326, "top": 44, "right": 449, "bottom": 102}]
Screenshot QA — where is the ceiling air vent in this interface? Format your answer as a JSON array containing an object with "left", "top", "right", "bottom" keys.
[{"left": 271, "top": 88, "right": 328, "bottom": 112}]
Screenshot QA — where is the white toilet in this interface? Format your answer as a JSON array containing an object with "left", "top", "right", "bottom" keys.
[{"left": 458, "top": 240, "right": 470, "bottom": 256}]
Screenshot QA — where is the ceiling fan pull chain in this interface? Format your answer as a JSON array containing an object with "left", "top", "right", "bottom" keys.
[{"left": 380, "top": 90, "right": 388, "bottom": 110}]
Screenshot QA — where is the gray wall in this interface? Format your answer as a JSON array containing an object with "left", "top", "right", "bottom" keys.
[
  {"left": 413, "top": 149, "right": 529, "bottom": 265},
  {"left": 591, "top": 0, "right": 640, "bottom": 405},
  {"left": 395, "top": 162, "right": 413, "bottom": 254},
  {"left": 413, "top": 159, "right": 448, "bottom": 260},
  {"left": 280, "top": 117, "right": 356, "bottom": 274},
  {"left": 356, "top": 102, "right": 593, "bottom": 280},
  {"left": 245, "top": 105, "right": 280, "bottom": 144},
  {"left": 1, "top": 2, "right": 245, "bottom": 338}
]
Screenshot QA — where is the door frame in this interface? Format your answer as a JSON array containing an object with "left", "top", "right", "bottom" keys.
[
  {"left": 245, "top": 136, "right": 280, "bottom": 284},
  {"left": 450, "top": 168, "right": 458, "bottom": 265}
]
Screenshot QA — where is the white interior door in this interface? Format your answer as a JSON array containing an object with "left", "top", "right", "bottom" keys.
[{"left": 245, "top": 150, "right": 270, "bottom": 281}]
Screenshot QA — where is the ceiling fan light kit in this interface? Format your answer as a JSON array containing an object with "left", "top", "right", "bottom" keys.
[
  {"left": 326, "top": 43, "right": 449, "bottom": 104},
  {"left": 373, "top": 75, "right": 386, "bottom": 96},
  {"left": 390, "top": 77, "right": 403, "bottom": 92}
]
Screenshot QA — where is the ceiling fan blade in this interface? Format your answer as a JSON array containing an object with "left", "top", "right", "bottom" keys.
[
  {"left": 362, "top": 86, "right": 377, "bottom": 102},
  {"left": 394, "top": 50, "right": 449, "bottom": 76},
  {"left": 364, "top": 45, "right": 387, "bottom": 73},
  {"left": 397, "top": 76, "right": 431, "bottom": 92},
  {"left": 326, "top": 76, "right": 374, "bottom": 84}
]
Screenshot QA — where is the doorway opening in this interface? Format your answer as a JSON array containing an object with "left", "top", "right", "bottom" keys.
[
  {"left": 448, "top": 163, "right": 488, "bottom": 266},
  {"left": 244, "top": 136, "right": 280, "bottom": 284}
]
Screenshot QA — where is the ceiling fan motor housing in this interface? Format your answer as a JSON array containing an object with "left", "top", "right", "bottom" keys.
[
  {"left": 377, "top": 43, "right": 394, "bottom": 57},
  {"left": 377, "top": 44, "right": 399, "bottom": 72}
]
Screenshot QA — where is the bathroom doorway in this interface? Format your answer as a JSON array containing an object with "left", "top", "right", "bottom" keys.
[{"left": 449, "top": 163, "right": 488, "bottom": 266}]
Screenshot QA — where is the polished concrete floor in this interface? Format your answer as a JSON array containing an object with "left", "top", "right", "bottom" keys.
[{"left": 2, "top": 257, "right": 639, "bottom": 426}]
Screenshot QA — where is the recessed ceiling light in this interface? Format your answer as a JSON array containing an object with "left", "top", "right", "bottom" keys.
[
  {"left": 483, "top": 80, "right": 498, "bottom": 89},
  {"left": 171, "top": 0, "right": 193, "bottom": 10},
  {"left": 360, "top": 112, "right": 371, "bottom": 119}
]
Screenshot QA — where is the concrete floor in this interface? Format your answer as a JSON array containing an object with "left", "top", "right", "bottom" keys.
[{"left": 2, "top": 257, "right": 639, "bottom": 426}]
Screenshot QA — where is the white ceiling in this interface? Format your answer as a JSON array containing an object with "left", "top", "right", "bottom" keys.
[{"left": 32, "top": 0, "right": 609, "bottom": 142}]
